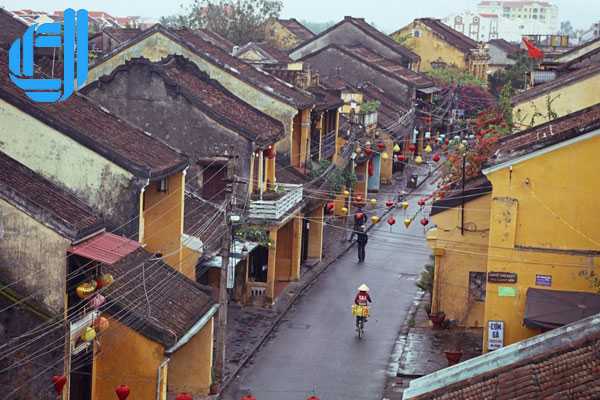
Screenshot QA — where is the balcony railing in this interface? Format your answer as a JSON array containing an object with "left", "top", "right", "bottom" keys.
[{"left": 248, "top": 183, "right": 303, "bottom": 220}]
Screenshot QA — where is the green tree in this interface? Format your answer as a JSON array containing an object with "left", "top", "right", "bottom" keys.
[
  {"left": 489, "top": 52, "right": 536, "bottom": 96},
  {"left": 161, "top": 0, "right": 283, "bottom": 45},
  {"left": 498, "top": 83, "right": 514, "bottom": 128}
]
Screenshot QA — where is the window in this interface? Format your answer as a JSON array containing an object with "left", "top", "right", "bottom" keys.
[
  {"left": 469, "top": 272, "right": 486, "bottom": 302},
  {"left": 158, "top": 178, "right": 168, "bottom": 193},
  {"left": 413, "top": 29, "right": 421, "bottom": 38}
]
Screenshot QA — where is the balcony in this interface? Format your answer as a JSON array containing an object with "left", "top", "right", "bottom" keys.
[{"left": 248, "top": 183, "right": 303, "bottom": 220}]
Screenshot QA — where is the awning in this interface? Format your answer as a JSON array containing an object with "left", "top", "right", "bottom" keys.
[
  {"left": 69, "top": 232, "right": 140, "bottom": 265},
  {"left": 200, "top": 240, "right": 259, "bottom": 269},
  {"left": 417, "top": 86, "right": 440, "bottom": 94},
  {"left": 524, "top": 288, "right": 600, "bottom": 330}
]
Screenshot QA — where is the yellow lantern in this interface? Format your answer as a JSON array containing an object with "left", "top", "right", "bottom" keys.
[
  {"left": 94, "top": 317, "right": 110, "bottom": 332},
  {"left": 81, "top": 327, "right": 96, "bottom": 342},
  {"left": 425, "top": 144, "right": 433, "bottom": 154},
  {"left": 76, "top": 281, "right": 97, "bottom": 299},
  {"left": 371, "top": 215, "right": 380, "bottom": 224},
  {"left": 401, "top": 201, "right": 409, "bottom": 210},
  {"left": 341, "top": 207, "right": 348, "bottom": 214},
  {"left": 370, "top": 198, "right": 377, "bottom": 206},
  {"left": 415, "top": 155, "right": 423, "bottom": 165},
  {"left": 393, "top": 144, "right": 401, "bottom": 153},
  {"left": 343, "top": 190, "right": 350, "bottom": 197},
  {"left": 381, "top": 152, "right": 389, "bottom": 160},
  {"left": 404, "top": 218, "right": 412, "bottom": 227}
]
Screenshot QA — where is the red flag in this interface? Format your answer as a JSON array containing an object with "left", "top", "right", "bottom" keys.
[{"left": 522, "top": 37, "right": 544, "bottom": 60}]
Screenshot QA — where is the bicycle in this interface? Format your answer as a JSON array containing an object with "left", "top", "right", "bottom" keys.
[{"left": 352, "top": 304, "right": 369, "bottom": 339}]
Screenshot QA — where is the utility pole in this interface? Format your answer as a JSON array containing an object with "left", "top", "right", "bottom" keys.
[
  {"left": 214, "top": 153, "right": 238, "bottom": 390},
  {"left": 461, "top": 153, "right": 466, "bottom": 236}
]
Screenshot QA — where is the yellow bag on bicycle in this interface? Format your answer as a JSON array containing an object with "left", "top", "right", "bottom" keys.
[{"left": 352, "top": 305, "right": 369, "bottom": 317}]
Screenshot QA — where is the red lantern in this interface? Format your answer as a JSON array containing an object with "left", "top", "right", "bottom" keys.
[
  {"left": 409, "top": 144, "right": 416, "bottom": 152},
  {"left": 326, "top": 202, "right": 335, "bottom": 211},
  {"left": 420, "top": 218, "right": 429, "bottom": 227},
  {"left": 52, "top": 375, "right": 67, "bottom": 395},
  {"left": 377, "top": 142, "right": 385, "bottom": 151},
  {"left": 115, "top": 385, "right": 130, "bottom": 400},
  {"left": 397, "top": 154, "right": 406, "bottom": 162},
  {"left": 433, "top": 153, "right": 441, "bottom": 162},
  {"left": 176, "top": 394, "right": 193, "bottom": 400},
  {"left": 386, "top": 200, "right": 394, "bottom": 208},
  {"left": 387, "top": 217, "right": 396, "bottom": 226},
  {"left": 355, "top": 212, "right": 365, "bottom": 222},
  {"left": 307, "top": 397, "right": 320, "bottom": 400},
  {"left": 364, "top": 147, "right": 373, "bottom": 156},
  {"left": 355, "top": 195, "right": 363, "bottom": 204},
  {"left": 264, "top": 145, "right": 275, "bottom": 159},
  {"left": 241, "top": 396, "right": 257, "bottom": 400},
  {"left": 368, "top": 161, "right": 374, "bottom": 177},
  {"left": 418, "top": 198, "right": 426, "bottom": 207}
]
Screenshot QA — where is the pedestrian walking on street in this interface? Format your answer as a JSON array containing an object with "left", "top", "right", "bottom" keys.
[
  {"left": 350, "top": 207, "right": 367, "bottom": 241},
  {"left": 356, "top": 225, "right": 368, "bottom": 263}
]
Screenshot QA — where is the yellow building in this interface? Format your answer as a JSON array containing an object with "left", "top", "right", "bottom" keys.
[
  {"left": 512, "top": 63, "right": 600, "bottom": 130},
  {"left": 391, "top": 18, "right": 489, "bottom": 80},
  {"left": 427, "top": 176, "right": 492, "bottom": 328},
  {"left": 264, "top": 18, "right": 316, "bottom": 51},
  {"left": 93, "top": 248, "right": 218, "bottom": 399},
  {"left": 481, "top": 103, "right": 600, "bottom": 351}
]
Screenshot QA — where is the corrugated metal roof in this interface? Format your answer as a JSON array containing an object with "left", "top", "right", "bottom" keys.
[{"left": 69, "top": 232, "right": 140, "bottom": 264}]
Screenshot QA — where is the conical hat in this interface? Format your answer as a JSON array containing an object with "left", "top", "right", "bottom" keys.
[{"left": 358, "top": 284, "right": 369, "bottom": 292}]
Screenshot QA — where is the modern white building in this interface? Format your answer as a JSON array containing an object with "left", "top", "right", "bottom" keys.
[
  {"left": 476, "top": 1, "right": 559, "bottom": 42},
  {"left": 442, "top": 11, "right": 500, "bottom": 42}
]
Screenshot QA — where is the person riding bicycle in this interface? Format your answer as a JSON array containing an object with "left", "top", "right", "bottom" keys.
[{"left": 354, "top": 284, "right": 372, "bottom": 325}]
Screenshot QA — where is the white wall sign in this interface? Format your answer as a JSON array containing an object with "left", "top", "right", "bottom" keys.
[{"left": 488, "top": 320, "right": 504, "bottom": 351}]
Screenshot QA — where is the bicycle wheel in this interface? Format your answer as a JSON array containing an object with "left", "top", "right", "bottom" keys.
[{"left": 358, "top": 319, "right": 364, "bottom": 339}]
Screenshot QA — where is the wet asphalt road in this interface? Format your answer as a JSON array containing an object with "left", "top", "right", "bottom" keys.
[{"left": 222, "top": 182, "right": 434, "bottom": 400}]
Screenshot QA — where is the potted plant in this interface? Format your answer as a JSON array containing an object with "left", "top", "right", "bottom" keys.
[
  {"left": 416, "top": 256, "right": 435, "bottom": 315},
  {"left": 444, "top": 332, "right": 463, "bottom": 366}
]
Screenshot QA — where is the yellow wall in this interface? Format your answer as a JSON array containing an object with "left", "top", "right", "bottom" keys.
[
  {"left": 483, "top": 132, "right": 600, "bottom": 350},
  {"left": 354, "top": 162, "right": 369, "bottom": 201},
  {"left": 392, "top": 22, "right": 468, "bottom": 72},
  {"left": 380, "top": 134, "right": 393, "bottom": 184},
  {"left": 168, "top": 318, "right": 214, "bottom": 396},
  {"left": 307, "top": 207, "right": 324, "bottom": 261},
  {"left": 513, "top": 73, "right": 600, "bottom": 130},
  {"left": 92, "top": 317, "right": 164, "bottom": 400},
  {"left": 427, "top": 194, "right": 491, "bottom": 328},
  {"left": 143, "top": 172, "right": 188, "bottom": 278},
  {"left": 264, "top": 20, "right": 304, "bottom": 50}
]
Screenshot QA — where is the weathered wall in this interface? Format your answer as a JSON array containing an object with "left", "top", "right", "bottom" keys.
[
  {"left": 513, "top": 73, "right": 600, "bottom": 129},
  {"left": 393, "top": 22, "right": 467, "bottom": 72},
  {"left": 87, "top": 31, "right": 298, "bottom": 139},
  {"left": 0, "top": 198, "right": 69, "bottom": 312},
  {"left": 483, "top": 132, "right": 600, "bottom": 350},
  {"left": 428, "top": 194, "right": 491, "bottom": 328},
  {"left": 290, "top": 21, "right": 411, "bottom": 67},
  {"left": 168, "top": 318, "right": 214, "bottom": 396},
  {"left": 85, "top": 63, "right": 254, "bottom": 183},
  {"left": 0, "top": 296, "right": 63, "bottom": 400},
  {"left": 0, "top": 99, "right": 139, "bottom": 237},
  {"left": 301, "top": 48, "right": 414, "bottom": 108},
  {"left": 92, "top": 317, "right": 164, "bottom": 400},
  {"left": 264, "top": 20, "right": 303, "bottom": 50},
  {"left": 488, "top": 43, "right": 516, "bottom": 68}
]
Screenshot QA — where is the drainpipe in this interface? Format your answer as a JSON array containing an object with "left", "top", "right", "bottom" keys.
[{"left": 155, "top": 357, "right": 170, "bottom": 400}]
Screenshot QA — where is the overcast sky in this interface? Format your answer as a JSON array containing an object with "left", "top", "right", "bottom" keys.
[{"left": 1, "top": 0, "right": 598, "bottom": 32}]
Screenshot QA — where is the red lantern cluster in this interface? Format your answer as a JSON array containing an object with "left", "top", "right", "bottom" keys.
[
  {"left": 176, "top": 394, "right": 193, "bottom": 400},
  {"left": 420, "top": 218, "right": 429, "bottom": 227},
  {"left": 387, "top": 217, "right": 396, "bottom": 226},
  {"left": 307, "top": 397, "right": 320, "bottom": 400},
  {"left": 115, "top": 385, "right": 130, "bottom": 400},
  {"left": 52, "top": 375, "right": 67, "bottom": 395},
  {"left": 386, "top": 199, "right": 394, "bottom": 208},
  {"left": 326, "top": 202, "right": 335, "bottom": 211}
]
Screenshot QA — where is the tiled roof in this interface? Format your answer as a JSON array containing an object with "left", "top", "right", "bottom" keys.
[
  {"left": 430, "top": 175, "right": 492, "bottom": 216},
  {"left": 0, "top": 8, "right": 26, "bottom": 50},
  {"left": 307, "top": 84, "right": 344, "bottom": 112},
  {"left": 235, "top": 41, "right": 292, "bottom": 64},
  {"left": 176, "top": 28, "right": 314, "bottom": 108},
  {"left": 92, "top": 25, "right": 315, "bottom": 109},
  {"left": 184, "top": 192, "right": 226, "bottom": 256},
  {"left": 488, "top": 103, "right": 600, "bottom": 167},
  {"left": 291, "top": 16, "right": 420, "bottom": 63},
  {"left": 0, "top": 152, "right": 104, "bottom": 241},
  {"left": 88, "top": 55, "right": 285, "bottom": 146},
  {"left": 488, "top": 38, "right": 521, "bottom": 56},
  {"left": 554, "top": 36, "right": 600, "bottom": 70},
  {"left": 277, "top": 18, "right": 315, "bottom": 42},
  {"left": 403, "top": 312, "right": 600, "bottom": 400},
  {"left": 195, "top": 28, "right": 235, "bottom": 53},
  {"left": 512, "top": 63, "right": 600, "bottom": 105},
  {"left": 414, "top": 18, "right": 479, "bottom": 53},
  {"left": 358, "top": 82, "right": 410, "bottom": 136},
  {"left": 102, "top": 247, "right": 216, "bottom": 348},
  {"left": 344, "top": 45, "right": 435, "bottom": 88},
  {"left": 0, "top": 51, "right": 188, "bottom": 179},
  {"left": 103, "top": 27, "right": 143, "bottom": 44}
]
